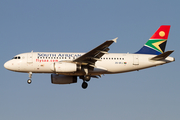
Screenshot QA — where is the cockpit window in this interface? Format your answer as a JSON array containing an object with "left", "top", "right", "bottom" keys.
[{"left": 12, "top": 56, "right": 21, "bottom": 59}]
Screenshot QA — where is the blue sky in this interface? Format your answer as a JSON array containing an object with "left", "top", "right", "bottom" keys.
[{"left": 0, "top": 0, "right": 179, "bottom": 120}]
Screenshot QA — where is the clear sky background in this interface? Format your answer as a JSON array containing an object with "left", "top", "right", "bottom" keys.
[{"left": 0, "top": 0, "right": 179, "bottom": 120}]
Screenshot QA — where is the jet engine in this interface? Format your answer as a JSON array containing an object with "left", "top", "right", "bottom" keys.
[
  {"left": 51, "top": 74, "right": 77, "bottom": 84},
  {"left": 51, "top": 62, "right": 78, "bottom": 72}
]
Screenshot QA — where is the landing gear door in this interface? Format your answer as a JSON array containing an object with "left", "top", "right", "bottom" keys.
[
  {"left": 27, "top": 51, "right": 33, "bottom": 63},
  {"left": 133, "top": 55, "right": 139, "bottom": 65}
]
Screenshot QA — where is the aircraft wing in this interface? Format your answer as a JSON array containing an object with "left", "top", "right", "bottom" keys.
[{"left": 73, "top": 37, "right": 118, "bottom": 67}]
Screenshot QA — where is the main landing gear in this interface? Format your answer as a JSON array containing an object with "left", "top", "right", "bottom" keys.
[
  {"left": 82, "top": 82, "right": 88, "bottom": 89},
  {"left": 80, "top": 75, "right": 91, "bottom": 89},
  {"left": 27, "top": 72, "right": 32, "bottom": 84}
]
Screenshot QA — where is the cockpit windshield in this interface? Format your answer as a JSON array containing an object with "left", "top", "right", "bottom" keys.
[{"left": 12, "top": 56, "right": 21, "bottom": 59}]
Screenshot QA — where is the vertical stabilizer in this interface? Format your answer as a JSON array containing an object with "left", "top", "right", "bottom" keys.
[{"left": 136, "top": 25, "right": 171, "bottom": 55}]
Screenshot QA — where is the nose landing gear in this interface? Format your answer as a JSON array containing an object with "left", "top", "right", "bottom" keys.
[
  {"left": 27, "top": 72, "right": 32, "bottom": 84},
  {"left": 27, "top": 79, "right": 32, "bottom": 84}
]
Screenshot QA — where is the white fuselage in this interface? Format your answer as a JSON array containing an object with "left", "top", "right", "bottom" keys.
[{"left": 4, "top": 52, "right": 174, "bottom": 76}]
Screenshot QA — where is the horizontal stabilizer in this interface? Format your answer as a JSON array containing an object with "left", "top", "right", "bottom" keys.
[{"left": 150, "top": 50, "right": 174, "bottom": 60}]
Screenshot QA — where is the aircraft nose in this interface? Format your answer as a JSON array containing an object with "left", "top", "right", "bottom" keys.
[{"left": 4, "top": 61, "right": 10, "bottom": 70}]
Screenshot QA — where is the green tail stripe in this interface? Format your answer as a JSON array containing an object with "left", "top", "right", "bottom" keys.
[{"left": 145, "top": 39, "right": 166, "bottom": 53}]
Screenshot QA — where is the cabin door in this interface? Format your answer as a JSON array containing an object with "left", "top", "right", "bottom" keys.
[
  {"left": 27, "top": 51, "right": 33, "bottom": 63},
  {"left": 133, "top": 55, "right": 139, "bottom": 65}
]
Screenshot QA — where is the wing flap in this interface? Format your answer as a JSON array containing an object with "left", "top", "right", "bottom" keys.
[{"left": 73, "top": 38, "right": 117, "bottom": 65}]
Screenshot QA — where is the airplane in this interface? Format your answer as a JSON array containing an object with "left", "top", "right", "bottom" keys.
[{"left": 4, "top": 25, "right": 175, "bottom": 89}]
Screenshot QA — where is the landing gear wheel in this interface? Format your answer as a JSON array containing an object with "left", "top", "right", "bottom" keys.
[
  {"left": 27, "top": 79, "right": 32, "bottom": 84},
  {"left": 82, "top": 82, "right": 88, "bottom": 89}
]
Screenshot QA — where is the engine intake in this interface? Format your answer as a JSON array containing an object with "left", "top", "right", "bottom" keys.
[{"left": 51, "top": 74, "right": 77, "bottom": 84}]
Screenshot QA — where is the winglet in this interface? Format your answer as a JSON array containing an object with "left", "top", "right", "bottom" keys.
[{"left": 112, "top": 37, "right": 118, "bottom": 43}]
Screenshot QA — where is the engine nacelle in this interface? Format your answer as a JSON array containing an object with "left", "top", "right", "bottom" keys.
[
  {"left": 51, "top": 74, "right": 77, "bottom": 84},
  {"left": 51, "top": 62, "right": 77, "bottom": 72}
]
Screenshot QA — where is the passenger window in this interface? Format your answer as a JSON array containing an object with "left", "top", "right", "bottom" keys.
[{"left": 18, "top": 56, "right": 20, "bottom": 59}]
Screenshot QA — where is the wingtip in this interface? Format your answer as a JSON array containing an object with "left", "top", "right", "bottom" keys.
[{"left": 112, "top": 37, "right": 118, "bottom": 43}]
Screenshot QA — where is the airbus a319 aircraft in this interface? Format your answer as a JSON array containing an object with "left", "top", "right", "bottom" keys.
[{"left": 4, "top": 25, "right": 175, "bottom": 89}]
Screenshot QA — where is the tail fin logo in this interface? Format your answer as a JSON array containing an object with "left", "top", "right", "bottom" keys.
[
  {"left": 152, "top": 40, "right": 166, "bottom": 53},
  {"left": 136, "top": 25, "right": 170, "bottom": 55},
  {"left": 145, "top": 39, "right": 167, "bottom": 53},
  {"left": 159, "top": 31, "right": 165, "bottom": 37}
]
